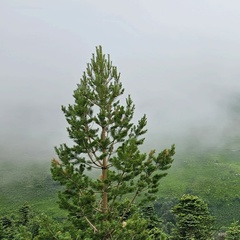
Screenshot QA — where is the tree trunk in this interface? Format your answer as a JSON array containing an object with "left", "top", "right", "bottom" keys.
[{"left": 102, "top": 127, "right": 108, "bottom": 213}]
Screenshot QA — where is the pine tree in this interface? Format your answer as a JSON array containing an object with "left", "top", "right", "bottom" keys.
[
  {"left": 51, "top": 46, "right": 175, "bottom": 239},
  {"left": 226, "top": 221, "right": 240, "bottom": 240},
  {"left": 171, "top": 194, "right": 214, "bottom": 240}
]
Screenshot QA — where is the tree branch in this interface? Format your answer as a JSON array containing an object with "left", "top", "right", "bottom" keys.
[{"left": 84, "top": 216, "right": 98, "bottom": 233}]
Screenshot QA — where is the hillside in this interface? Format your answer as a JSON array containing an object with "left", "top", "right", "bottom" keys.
[{"left": 0, "top": 136, "right": 239, "bottom": 227}]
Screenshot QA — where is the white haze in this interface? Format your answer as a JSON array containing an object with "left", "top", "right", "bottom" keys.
[{"left": 1, "top": 0, "right": 240, "bottom": 164}]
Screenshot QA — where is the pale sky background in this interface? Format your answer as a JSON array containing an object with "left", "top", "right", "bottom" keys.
[{"left": 1, "top": 0, "right": 240, "bottom": 163}]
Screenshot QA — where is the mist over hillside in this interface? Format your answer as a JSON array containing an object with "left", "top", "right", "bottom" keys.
[{"left": 1, "top": 1, "right": 240, "bottom": 166}]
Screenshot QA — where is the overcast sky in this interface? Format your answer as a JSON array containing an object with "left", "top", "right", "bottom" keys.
[{"left": 1, "top": 0, "right": 240, "bottom": 163}]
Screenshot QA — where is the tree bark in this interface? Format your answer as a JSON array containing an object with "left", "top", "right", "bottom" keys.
[{"left": 102, "top": 127, "right": 108, "bottom": 213}]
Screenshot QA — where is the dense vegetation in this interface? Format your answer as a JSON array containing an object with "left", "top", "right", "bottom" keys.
[
  {"left": 1, "top": 46, "right": 240, "bottom": 239},
  {"left": 1, "top": 139, "right": 240, "bottom": 238}
]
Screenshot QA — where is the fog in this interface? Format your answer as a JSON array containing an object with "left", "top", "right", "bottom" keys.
[{"left": 1, "top": 0, "right": 240, "bottom": 164}]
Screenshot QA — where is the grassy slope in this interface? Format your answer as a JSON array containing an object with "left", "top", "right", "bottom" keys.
[
  {"left": 160, "top": 149, "right": 240, "bottom": 199},
  {"left": 158, "top": 137, "right": 240, "bottom": 227},
  {"left": 0, "top": 161, "right": 64, "bottom": 217}
]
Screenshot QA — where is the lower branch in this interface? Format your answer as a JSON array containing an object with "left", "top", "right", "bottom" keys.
[{"left": 84, "top": 216, "right": 98, "bottom": 233}]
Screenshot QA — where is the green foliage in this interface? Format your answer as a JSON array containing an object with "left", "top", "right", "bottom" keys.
[
  {"left": 0, "top": 204, "right": 168, "bottom": 239},
  {"left": 51, "top": 46, "right": 175, "bottom": 238},
  {"left": 0, "top": 204, "right": 39, "bottom": 240},
  {"left": 226, "top": 221, "right": 240, "bottom": 240},
  {"left": 0, "top": 205, "right": 76, "bottom": 239},
  {"left": 35, "top": 213, "right": 74, "bottom": 240},
  {"left": 114, "top": 213, "right": 161, "bottom": 240},
  {"left": 171, "top": 194, "right": 214, "bottom": 240},
  {"left": 154, "top": 197, "right": 178, "bottom": 234},
  {"left": 140, "top": 205, "right": 169, "bottom": 239}
]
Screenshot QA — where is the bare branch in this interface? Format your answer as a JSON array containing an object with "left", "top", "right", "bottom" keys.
[{"left": 84, "top": 216, "right": 98, "bottom": 233}]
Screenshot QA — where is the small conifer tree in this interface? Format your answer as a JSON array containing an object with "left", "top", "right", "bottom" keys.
[
  {"left": 171, "top": 194, "right": 214, "bottom": 240},
  {"left": 226, "top": 221, "right": 240, "bottom": 240},
  {"left": 51, "top": 46, "right": 175, "bottom": 239}
]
